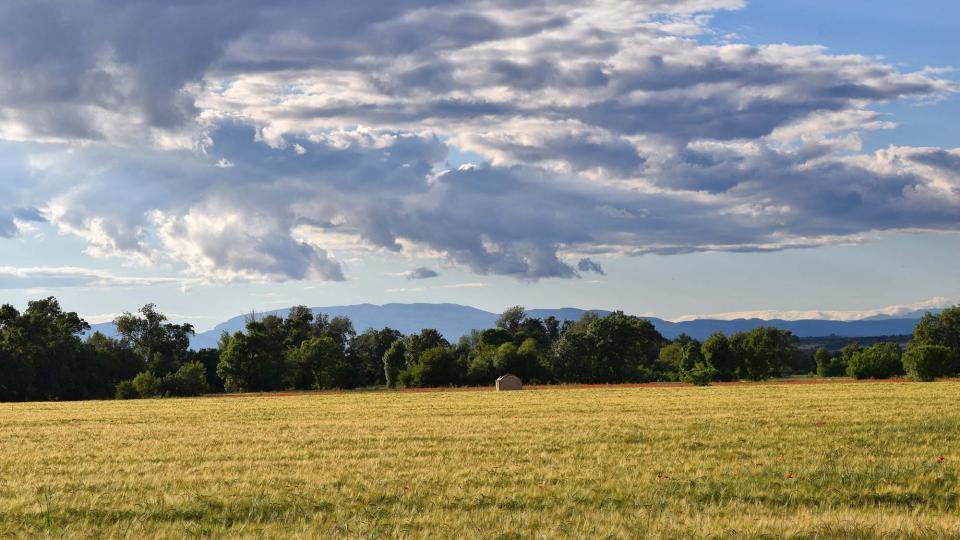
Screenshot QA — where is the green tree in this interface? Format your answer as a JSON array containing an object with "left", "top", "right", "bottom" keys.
[
  {"left": 912, "top": 306, "right": 960, "bottom": 367},
  {"left": 846, "top": 343, "right": 903, "bottom": 380},
  {"left": 680, "top": 341, "right": 704, "bottom": 372},
  {"left": 466, "top": 344, "right": 497, "bottom": 385},
  {"left": 549, "top": 328, "right": 597, "bottom": 383},
  {"left": 701, "top": 332, "right": 738, "bottom": 381},
  {"left": 350, "top": 327, "right": 403, "bottom": 386},
  {"left": 282, "top": 305, "right": 315, "bottom": 349},
  {"left": 287, "top": 336, "right": 344, "bottom": 389},
  {"left": 902, "top": 344, "right": 954, "bottom": 382},
  {"left": 314, "top": 314, "right": 356, "bottom": 349},
  {"left": 115, "top": 304, "right": 194, "bottom": 377},
  {"left": 814, "top": 347, "right": 848, "bottom": 377},
  {"left": 490, "top": 338, "right": 541, "bottom": 382},
  {"left": 383, "top": 340, "right": 406, "bottom": 388},
  {"left": 658, "top": 342, "right": 685, "bottom": 377},
  {"left": 496, "top": 306, "right": 526, "bottom": 336},
  {"left": 586, "top": 311, "right": 662, "bottom": 383},
  {"left": 81, "top": 332, "right": 143, "bottom": 398},
  {"left": 398, "top": 347, "right": 462, "bottom": 388},
  {"left": 216, "top": 316, "right": 286, "bottom": 392},
  {"left": 403, "top": 329, "right": 449, "bottom": 366},
  {"left": 0, "top": 297, "right": 90, "bottom": 401},
  {"left": 731, "top": 327, "right": 798, "bottom": 381},
  {"left": 814, "top": 347, "right": 833, "bottom": 377},
  {"left": 479, "top": 328, "right": 512, "bottom": 348},
  {"left": 186, "top": 348, "right": 225, "bottom": 393}
]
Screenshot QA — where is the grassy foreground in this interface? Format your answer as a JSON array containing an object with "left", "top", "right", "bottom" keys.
[{"left": 0, "top": 382, "right": 958, "bottom": 539}]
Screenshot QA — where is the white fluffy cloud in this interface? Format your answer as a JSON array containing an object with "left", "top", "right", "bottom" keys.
[
  {"left": 0, "top": 0, "right": 958, "bottom": 282},
  {"left": 674, "top": 296, "right": 956, "bottom": 322}
]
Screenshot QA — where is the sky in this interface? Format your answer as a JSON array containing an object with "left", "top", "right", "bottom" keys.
[{"left": 0, "top": 0, "right": 958, "bottom": 330}]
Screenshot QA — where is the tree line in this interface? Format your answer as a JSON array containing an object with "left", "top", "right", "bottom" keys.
[{"left": 0, "top": 298, "right": 958, "bottom": 402}]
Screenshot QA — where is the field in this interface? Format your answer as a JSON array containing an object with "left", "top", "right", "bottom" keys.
[{"left": 1, "top": 382, "right": 958, "bottom": 539}]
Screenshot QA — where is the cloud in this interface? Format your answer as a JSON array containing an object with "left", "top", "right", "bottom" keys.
[
  {"left": 406, "top": 267, "right": 440, "bottom": 280},
  {"left": 443, "top": 282, "right": 487, "bottom": 289},
  {"left": 386, "top": 286, "right": 426, "bottom": 293},
  {"left": 673, "top": 296, "right": 956, "bottom": 322},
  {"left": 577, "top": 258, "right": 605, "bottom": 275},
  {"left": 0, "top": 207, "right": 45, "bottom": 239},
  {"left": 0, "top": 0, "right": 957, "bottom": 282},
  {"left": 0, "top": 266, "right": 185, "bottom": 290}
]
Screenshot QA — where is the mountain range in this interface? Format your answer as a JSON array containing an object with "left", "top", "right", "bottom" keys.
[{"left": 85, "top": 303, "right": 935, "bottom": 350}]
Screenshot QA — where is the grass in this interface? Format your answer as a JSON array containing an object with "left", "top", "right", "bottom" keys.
[{"left": 0, "top": 381, "right": 958, "bottom": 538}]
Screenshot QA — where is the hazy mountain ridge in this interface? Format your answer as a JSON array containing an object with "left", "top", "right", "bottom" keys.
[{"left": 84, "top": 303, "right": 931, "bottom": 349}]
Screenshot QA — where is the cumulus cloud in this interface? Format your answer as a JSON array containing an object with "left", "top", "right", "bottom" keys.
[{"left": 0, "top": 0, "right": 958, "bottom": 282}]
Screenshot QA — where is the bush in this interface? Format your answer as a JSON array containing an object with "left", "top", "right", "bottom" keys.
[
  {"left": 903, "top": 345, "right": 954, "bottom": 382},
  {"left": 131, "top": 371, "right": 161, "bottom": 397},
  {"left": 114, "top": 379, "right": 140, "bottom": 399},
  {"left": 681, "top": 361, "right": 717, "bottom": 386},
  {"left": 846, "top": 343, "right": 903, "bottom": 380},
  {"left": 161, "top": 362, "right": 209, "bottom": 397}
]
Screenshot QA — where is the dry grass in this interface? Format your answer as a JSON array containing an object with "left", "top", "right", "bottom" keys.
[{"left": 1, "top": 381, "right": 958, "bottom": 538}]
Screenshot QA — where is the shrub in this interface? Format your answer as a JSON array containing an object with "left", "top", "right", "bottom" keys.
[
  {"left": 114, "top": 380, "right": 140, "bottom": 400},
  {"left": 846, "top": 343, "right": 903, "bottom": 380},
  {"left": 131, "top": 371, "right": 161, "bottom": 398},
  {"left": 902, "top": 345, "right": 953, "bottom": 382},
  {"left": 681, "top": 361, "right": 718, "bottom": 386},
  {"left": 161, "top": 362, "right": 209, "bottom": 397}
]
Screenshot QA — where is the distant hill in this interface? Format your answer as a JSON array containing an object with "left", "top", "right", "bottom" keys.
[
  {"left": 191, "top": 303, "right": 498, "bottom": 349},
  {"left": 648, "top": 317, "right": 923, "bottom": 342},
  {"left": 83, "top": 303, "right": 930, "bottom": 350}
]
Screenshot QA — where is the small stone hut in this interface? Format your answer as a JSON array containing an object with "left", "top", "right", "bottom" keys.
[{"left": 495, "top": 374, "right": 522, "bottom": 391}]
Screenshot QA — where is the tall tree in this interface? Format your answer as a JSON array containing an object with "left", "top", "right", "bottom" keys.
[
  {"left": 115, "top": 304, "right": 194, "bottom": 377},
  {"left": 0, "top": 297, "right": 89, "bottom": 400},
  {"left": 283, "top": 305, "right": 315, "bottom": 350},
  {"left": 496, "top": 306, "right": 526, "bottom": 335},
  {"left": 731, "top": 327, "right": 798, "bottom": 381},
  {"left": 383, "top": 340, "right": 406, "bottom": 388},
  {"left": 702, "top": 332, "right": 738, "bottom": 381},
  {"left": 350, "top": 327, "right": 403, "bottom": 386},
  {"left": 913, "top": 306, "right": 960, "bottom": 363},
  {"left": 404, "top": 329, "right": 449, "bottom": 366},
  {"left": 586, "top": 311, "right": 663, "bottom": 382},
  {"left": 217, "top": 316, "right": 286, "bottom": 392}
]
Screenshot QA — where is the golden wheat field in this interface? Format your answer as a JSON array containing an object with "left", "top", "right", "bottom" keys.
[{"left": 0, "top": 381, "right": 958, "bottom": 539}]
